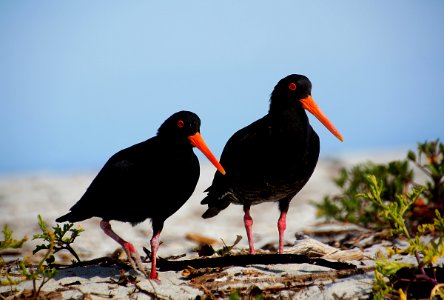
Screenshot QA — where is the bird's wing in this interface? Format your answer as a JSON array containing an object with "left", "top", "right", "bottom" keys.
[
  {"left": 67, "top": 138, "right": 163, "bottom": 218},
  {"left": 204, "top": 115, "right": 271, "bottom": 196}
]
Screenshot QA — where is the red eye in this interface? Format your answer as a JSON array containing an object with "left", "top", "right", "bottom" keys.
[
  {"left": 177, "top": 120, "right": 184, "bottom": 128},
  {"left": 288, "top": 82, "right": 297, "bottom": 91}
]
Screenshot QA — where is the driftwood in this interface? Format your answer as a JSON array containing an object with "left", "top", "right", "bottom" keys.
[
  {"left": 156, "top": 236, "right": 363, "bottom": 271},
  {"left": 54, "top": 236, "right": 363, "bottom": 274},
  {"left": 156, "top": 253, "right": 356, "bottom": 272},
  {"left": 55, "top": 252, "right": 356, "bottom": 273},
  {"left": 287, "top": 236, "right": 365, "bottom": 260},
  {"left": 185, "top": 232, "right": 219, "bottom": 245}
]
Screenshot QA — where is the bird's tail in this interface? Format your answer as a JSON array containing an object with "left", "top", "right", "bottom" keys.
[
  {"left": 55, "top": 211, "right": 84, "bottom": 223},
  {"left": 201, "top": 193, "right": 231, "bottom": 219}
]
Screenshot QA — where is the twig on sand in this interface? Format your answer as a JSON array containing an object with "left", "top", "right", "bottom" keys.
[
  {"left": 134, "top": 282, "right": 170, "bottom": 300},
  {"left": 186, "top": 265, "right": 374, "bottom": 297},
  {"left": 55, "top": 256, "right": 132, "bottom": 271}
]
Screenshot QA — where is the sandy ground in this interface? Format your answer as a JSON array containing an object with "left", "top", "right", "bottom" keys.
[{"left": 0, "top": 150, "right": 408, "bottom": 299}]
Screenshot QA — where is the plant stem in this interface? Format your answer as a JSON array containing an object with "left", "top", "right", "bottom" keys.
[
  {"left": 414, "top": 250, "right": 437, "bottom": 285},
  {"left": 65, "top": 245, "right": 81, "bottom": 262}
]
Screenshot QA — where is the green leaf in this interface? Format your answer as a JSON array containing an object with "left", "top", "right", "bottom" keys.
[{"left": 0, "top": 224, "right": 27, "bottom": 250}]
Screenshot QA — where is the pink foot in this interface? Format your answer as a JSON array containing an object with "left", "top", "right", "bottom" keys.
[
  {"left": 100, "top": 220, "right": 146, "bottom": 275},
  {"left": 243, "top": 205, "right": 255, "bottom": 254},
  {"left": 278, "top": 210, "right": 287, "bottom": 254},
  {"left": 149, "top": 231, "right": 161, "bottom": 281}
]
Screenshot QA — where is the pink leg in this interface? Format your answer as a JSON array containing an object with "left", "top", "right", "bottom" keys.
[
  {"left": 243, "top": 205, "right": 255, "bottom": 254},
  {"left": 149, "top": 231, "right": 161, "bottom": 280},
  {"left": 100, "top": 220, "right": 146, "bottom": 274},
  {"left": 277, "top": 210, "right": 288, "bottom": 254}
]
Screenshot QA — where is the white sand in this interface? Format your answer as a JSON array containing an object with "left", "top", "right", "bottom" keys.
[{"left": 0, "top": 151, "right": 407, "bottom": 299}]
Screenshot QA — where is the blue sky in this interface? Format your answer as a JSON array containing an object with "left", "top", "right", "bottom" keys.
[{"left": 1, "top": 1, "right": 443, "bottom": 173}]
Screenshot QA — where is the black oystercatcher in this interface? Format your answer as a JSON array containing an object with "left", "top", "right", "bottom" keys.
[
  {"left": 201, "top": 74, "right": 343, "bottom": 254},
  {"left": 56, "top": 111, "right": 225, "bottom": 280}
]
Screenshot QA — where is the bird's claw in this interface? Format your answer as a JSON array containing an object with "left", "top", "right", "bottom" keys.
[
  {"left": 122, "top": 244, "right": 149, "bottom": 277},
  {"left": 128, "top": 252, "right": 149, "bottom": 277}
]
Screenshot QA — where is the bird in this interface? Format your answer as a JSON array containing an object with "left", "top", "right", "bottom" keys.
[
  {"left": 56, "top": 111, "right": 225, "bottom": 280},
  {"left": 201, "top": 74, "right": 343, "bottom": 255}
]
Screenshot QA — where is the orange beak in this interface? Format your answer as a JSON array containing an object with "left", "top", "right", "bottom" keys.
[
  {"left": 188, "top": 132, "right": 226, "bottom": 175},
  {"left": 300, "top": 95, "right": 344, "bottom": 142}
]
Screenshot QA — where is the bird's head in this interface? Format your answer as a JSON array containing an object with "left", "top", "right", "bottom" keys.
[
  {"left": 158, "top": 111, "right": 226, "bottom": 175},
  {"left": 158, "top": 111, "right": 202, "bottom": 139},
  {"left": 270, "top": 74, "right": 344, "bottom": 142}
]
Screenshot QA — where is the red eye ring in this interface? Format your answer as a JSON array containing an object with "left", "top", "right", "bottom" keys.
[
  {"left": 177, "top": 120, "right": 184, "bottom": 128},
  {"left": 288, "top": 82, "right": 297, "bottom": 91}
]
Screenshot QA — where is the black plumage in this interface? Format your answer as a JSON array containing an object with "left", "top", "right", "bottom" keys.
[
  {"left": 57, "top": 111, "right": 225, "bottom": 280},
  {"left": 201, "top": 75, "right": 343, "bottom": 254}
]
